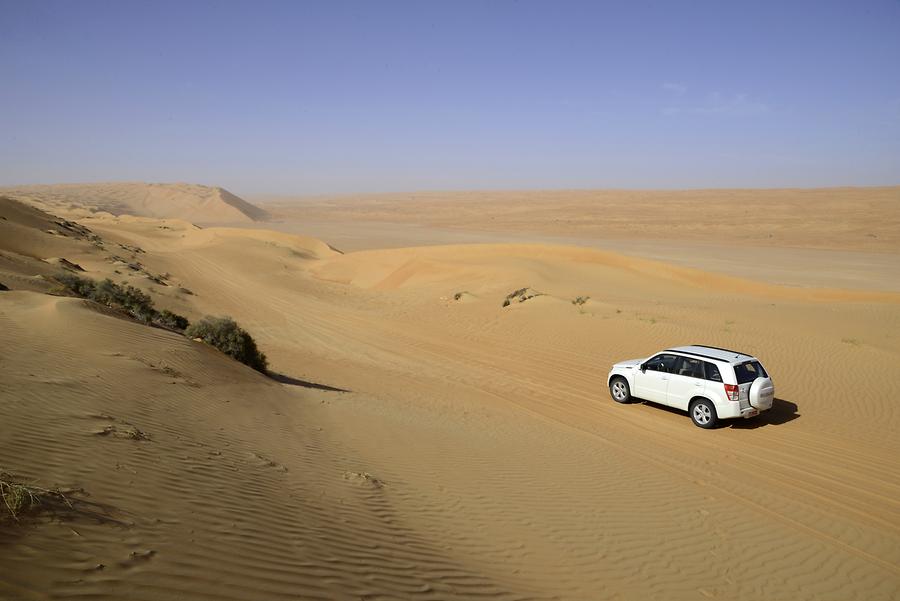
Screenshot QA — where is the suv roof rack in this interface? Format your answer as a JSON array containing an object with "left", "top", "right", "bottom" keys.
[
  {"left": 664, "top": 348, "right": 723, "bottom": 361},
  {"left": 690, "top": 344, "right": 749, "bottom": 356}
]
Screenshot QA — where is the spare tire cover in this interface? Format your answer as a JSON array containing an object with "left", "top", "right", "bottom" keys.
[{"left": 749, "top": 377, "right": 775, "bottom": 410}]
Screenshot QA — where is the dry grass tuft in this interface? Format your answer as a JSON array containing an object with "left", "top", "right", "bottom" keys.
[
  {"left": 502, "top": 287, "right": 543, "bottom": 307},
  {"left": 0, "top": 471, "right": 121, "bottom": 527},
  {"left": 0, "top": 471, "right": 75, "bottom": 522}
]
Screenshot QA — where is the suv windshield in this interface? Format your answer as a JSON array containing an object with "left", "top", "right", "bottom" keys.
[{"left": 733, "top": 361, "right": 768, "bottom": 384}]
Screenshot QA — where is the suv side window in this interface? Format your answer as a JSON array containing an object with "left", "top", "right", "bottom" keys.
[
  {"left": 645, "top": 354, "right": 680, "bottom": 373},
  {"left": 704, "top": 362, "right": 723, "bottom": 382},
  {"left": 675, "top": 356, "right": 704, "bottom": 379}
]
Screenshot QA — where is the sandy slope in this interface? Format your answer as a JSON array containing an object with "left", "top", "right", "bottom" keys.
[
  {"left": 0, "top": 292, "right": 528, "bottom": 600},
  {"left": 1, "top": 182, "right": 268, "bottom": 224},
  {"left": 2, "top": 191, "right": 900, "bottom": 600}
]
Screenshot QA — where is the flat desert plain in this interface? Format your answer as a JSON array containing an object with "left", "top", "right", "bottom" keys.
[{"left": 1, "top": 183, "right": 899, "bottom": 600}]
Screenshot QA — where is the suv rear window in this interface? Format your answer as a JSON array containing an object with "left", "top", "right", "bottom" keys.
[{"left": 733, "top": 361, "right": 768, "bottom": 384}]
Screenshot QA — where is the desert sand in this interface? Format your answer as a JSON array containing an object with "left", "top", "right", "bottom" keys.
[
  {"left": 261, "top": 187, "right": 900, "bottom": 291},
  {"left": 1, "top": 184, "right": 899, "bottom": 600}
]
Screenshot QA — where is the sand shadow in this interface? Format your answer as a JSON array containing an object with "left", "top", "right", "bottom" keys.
[
  {"left": 729, "top": 398, "right": 799, "bottom": 429},
  {"left": 632, "top": 397, "right": 799, "bottom": 429},
  {"left": 0, "top": 490, "right": 128, "bottom": 542},
  {"left": 268, "top": 372, "right": 351, "bottom": 393}
]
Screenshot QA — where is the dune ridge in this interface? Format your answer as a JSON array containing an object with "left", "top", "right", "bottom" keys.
[
  {"left": 0, "top": 182, "right": 269, "bottom": 224},
  {"left": 310, "top": 242, "right": 900, "bottom": 303}
]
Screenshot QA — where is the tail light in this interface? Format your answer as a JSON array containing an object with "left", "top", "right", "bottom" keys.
[{"left": 724, "top": 384, "right": 739, "bottom": 401}]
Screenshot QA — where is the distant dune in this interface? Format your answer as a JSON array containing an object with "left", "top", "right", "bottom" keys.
[
  {"left": 261, "top": 186, "right": 900, "bottom": 252},
  {"left": 0, "top": 182, "right": 269, "bottom": 224},
  {"left": 258, "top": 186, "right": 900, "bottom": 291}
]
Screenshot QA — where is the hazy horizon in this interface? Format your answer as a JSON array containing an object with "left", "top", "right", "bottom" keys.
[
  {"left": 3, "top": 1, "right": 899, "bottom": 195},
  {"left": 3, "top": 180, "right": 900, "bottom": 203}
]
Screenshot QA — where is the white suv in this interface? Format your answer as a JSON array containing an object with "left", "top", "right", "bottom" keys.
[{"left": 607, "top": 345, "right": 774, "bottom": 428}]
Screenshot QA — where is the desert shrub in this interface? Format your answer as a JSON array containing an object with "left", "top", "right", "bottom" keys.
[
  {"left": 185, "top": 316, "right": 268, "bottom": 373},
  {"left": 56, "top": 272, "right": 96, "bottom": 298},
  {"left": 156, "top": 310, "right": 189, "bottom": 331},
  {"left": 93, "top": 279, "right": 156, "bottom": 323},
  {"left": 56, "top": 274, "right": 189, "bottom": 331},
  {"left": 502, "top": 287, "right": 542, "bottom": 307},
  {"left": 572, "top": 296, "right": 590, "bottom": 306}
]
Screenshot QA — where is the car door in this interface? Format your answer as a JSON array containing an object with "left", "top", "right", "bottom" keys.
[
  {"left": 665, "top": 356, "right": 706, "bottom": 411},
  {"left": 633, "top": 354, "right": 678, "bottom": 404}
]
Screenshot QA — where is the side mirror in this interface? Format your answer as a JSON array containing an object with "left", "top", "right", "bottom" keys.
[{"left": 639, "top": 363, "right": 647, "bottom": 372}]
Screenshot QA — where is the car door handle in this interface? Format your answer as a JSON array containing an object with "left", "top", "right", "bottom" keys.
[
  {"left": 694, "top": 382, "right": 703, "bottom": 387},
  {"left": 661, "top": 376, "right": 668, "bottom": 380}
]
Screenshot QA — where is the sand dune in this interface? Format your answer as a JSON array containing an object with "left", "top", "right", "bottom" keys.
[
  {"left": 2, "top": 189, "right": 900, "bottom": 600},
  {"left": 1, "top": 182, "right": 269, "bottom": 224}
]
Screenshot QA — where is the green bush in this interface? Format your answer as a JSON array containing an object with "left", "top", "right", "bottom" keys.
[
  {"left": 157, "top": 310, "right": 189, "bottom": 331},
  {"left": 56, "top": 272, "right": 96, "bottom": 298},
  {"left": 54, "top": 275, "right": 268, "bottom": 376},
  {"left": 185, "top": 316, "right": 268, "bottom": 373},
  {"left": 92, "top": 278, "right": 155, "bottom": 323},
  {"left": 56, "top": 273, "right": 189, "bottom": 332}
]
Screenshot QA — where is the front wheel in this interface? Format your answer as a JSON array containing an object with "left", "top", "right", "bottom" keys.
[
  {"left": 609, "top": 377, "right": 632, "bottom": 404},
  {"left": 690, "top": 398, "right": 718, "bottom": 429}
]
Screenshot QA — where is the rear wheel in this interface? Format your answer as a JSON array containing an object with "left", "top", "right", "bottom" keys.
[
  {"left": 690, "top": 398, "right": 718, "bottom": 429},
  {"left": 609, "top": 377, "right": 632, "bottom": 404}
]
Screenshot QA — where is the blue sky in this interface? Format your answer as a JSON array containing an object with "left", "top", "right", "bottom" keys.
[{"left": 1, "top": 1, "right": 898, "bottom": 195}]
